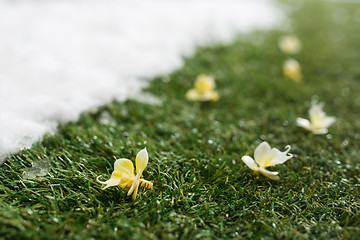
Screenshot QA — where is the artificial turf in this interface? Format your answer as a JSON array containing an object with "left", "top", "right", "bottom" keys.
[{"left": 1, "top": 0, "right": 360, "bottom": 239}]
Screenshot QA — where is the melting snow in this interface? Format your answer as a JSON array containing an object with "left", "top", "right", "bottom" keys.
[{"left": 0, "top": 0, "right": 281, "bottom": 164}]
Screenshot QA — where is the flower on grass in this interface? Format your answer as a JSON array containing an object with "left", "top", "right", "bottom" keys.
[
  {"left": 97, "top": 148, "right": 153, "bottom": 200},
  {"left": 186, "top": 74, "right": 219, "bottom": 102},
  {"left": 241, "top": 142, "right": 293, "bottom": 180},
  {"left": 296, "top": 100, "right": 336, "bottom": 135},
  {"left": 278, "top": 35, "right": 302, "bottom": 54},
  {"left": 283, "top": 58, "right": 302, "bottom": 82}
]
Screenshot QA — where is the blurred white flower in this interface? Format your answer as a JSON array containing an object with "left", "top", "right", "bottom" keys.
[
  {"left": 278, "top": 35, "right": 302, "bottom": 54},
  {"left": 297, "top": 101, "right": 336, "bottom": 134},
  {"left": 186, "top": 74, "right": 219, "bottom": 102},
  {"left": 242, "top": 142, "right": 293, "bottom": 180},
  {"left": 97, "top": 148, "right": 153, "bottom": 200},
  {"left": 283, "top": 58, "right": 302, "bottom": 82}
]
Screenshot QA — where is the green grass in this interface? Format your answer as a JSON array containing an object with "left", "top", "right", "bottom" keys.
[{"left": 1, "top": 0, "right": 360, "bottom": 239}]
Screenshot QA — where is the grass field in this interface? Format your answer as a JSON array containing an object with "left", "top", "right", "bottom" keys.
[{"left": 1, "top": 0, "right": 360, "bottom": 239}]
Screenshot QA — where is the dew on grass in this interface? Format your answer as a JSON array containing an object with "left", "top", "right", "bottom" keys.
[
  {"left": 282, "top": 120, "right": 289, "bottom": 126},
  {"left": 23, "top": 159, "right": 51, "bottom": 178},
  {"left": 232, "top": 159, "right": 236, "bottom": 165},
  {"left": 326, "top": 134, "right": 332, "bottom": 140},
  {"left": 342, "top": 140, "right": 349, "bottom": 147},
  {"left": 260, "top": 135, "right": 266, "bottom": 140},
  {"left": 208, "top": 139, "right": 214, "bottom": 144}
]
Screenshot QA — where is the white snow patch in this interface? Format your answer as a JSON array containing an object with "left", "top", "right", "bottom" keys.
[{"left": 0, "top": 0, "right": 281, "bottom": 164}]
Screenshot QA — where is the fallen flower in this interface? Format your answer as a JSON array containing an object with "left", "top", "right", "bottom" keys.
[
  {"left": 283, "top": 58, "right": 302, "bottom": 82},
  {"left": 278, "top": 35, "right": 302, "bottom": 54},
  {"left": 241, "top": 142, "right": 293, "bottom": 180},
  {"left": 186, "top": 74, "right": 219, "bottom": 102},
  {"left": 296, "top": 100, "right": 336, "bottom": 134},
  {"left": 97, "top": 148, "right": 153, "bottom": 200}
]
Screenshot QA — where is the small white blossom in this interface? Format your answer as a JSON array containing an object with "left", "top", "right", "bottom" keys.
[
  {"left": 278, "top": 35, "right": 302, "bottom": 54},
  {"left": 186, "top": 74, "right": 219, "bottom": 102},
  {"left": 297, "top": 101, "right": 336, "bottom": 134},
  {"left": 283, "top": 58, "right": 302, "bottom": 82},
  {"left": 242, "top": 142, "right": 293, "bottom": 180}
]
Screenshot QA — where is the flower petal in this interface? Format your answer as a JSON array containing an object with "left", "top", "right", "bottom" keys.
[
  {"left": 296, "top": 118, "right": 312, "bottom": 131},
  {"left": 209, "top": 91, "right": 219, "bottom": 102},
  {"left": 131, "top": 182, "right": 140, "bottom": 200},
  {"left": 194, "top": 74, "right": 215, "bottom": 92},
  {"left": 136, "top": 148, "right": 148, "bottom": 174},
  {"left": 312, "top": 128, "right": 328, "bottom": 135},
  {"left": 259, "top": 168, "right": 280, "bottom": 181},
  {"left": 186, "top": 89, "right": 200, "bottom": 101},
  {"left": 309, "top": 102, "right": 325, "bottom": 123},
  {"left": 254, "top": 142, "right": 271, "bottom": 166},
  {"left": 114, "top": 158, "right": 135, "bottom": 178},
  {"left": 321, "top": 116, "right": 336, "bottom": 128},
  {"left": 241, "top": 156, "right": 258, "bottom": 171},
  {"left": 96, "top": 175, "right": 122, "bottom": 190},
  {"left": 127, "top": 170, "right": 141, "bottom": 196},
  {"left": 263, "top": 145, "right": 293, "bottom": 167}
]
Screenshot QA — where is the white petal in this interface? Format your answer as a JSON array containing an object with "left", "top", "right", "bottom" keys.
[
  {"left": 96, "top": 175, "right": 121, "bottom": 190},
  {"left": 198, "top": 90, "right": 219, "bottom": 102},
  {"left": 131, "top": 182, "right": 140, "bottom": 200},
  {"left": 254, "top": 142, "right": 271, "bottom": 166},
  {"left": 309, "top": 102, "right": 325, "bottom": 122},
  {"left": 127, "top": 171, "right": 141, "bottom": 196},
  {"left": 259, "top": 168, "right": 280, "bottom": 181},
  {"left": 136, "top": 148, "right": 148, "bottom": 174},
  {"left": 186, "top": 89, "right": 200, "bottom": 101},
  {"left": 321, "top": 116, "right": 336, "bottom": 128},
  {"left": 312, "top": 128, "right": 328, "bottom": 135},
  {"left": 296, "top": 118, "right": 313, "bottom": 131},
  {"left": 241, "top": 156, "right": 258, "bottom": 171},
  {"left": 265, "top": 145, "right": 293, "bottom": 167}
]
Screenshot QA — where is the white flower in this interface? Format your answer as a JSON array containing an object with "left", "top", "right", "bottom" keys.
[
  {"left": 278, "top": 35, "right": 302, "bottom": 54},
  {"left": 186, "top": 74, "right": 219, "bottom": 102},
  {"left": 97, "top": 148, "right": 153, "bottom": 200},
  {"left": 283, "top": 58, "right": 302, "bottom": 82},
  {"left": 296, "top": 101, "right": 336, "bottom": 134},
  {"left": 241, "top": 142, "right": 293, "bottom": 180}
]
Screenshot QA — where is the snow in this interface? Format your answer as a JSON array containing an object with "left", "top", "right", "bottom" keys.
[{"left": 0, "top": 0, "right": 281, "bottom": 164}]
